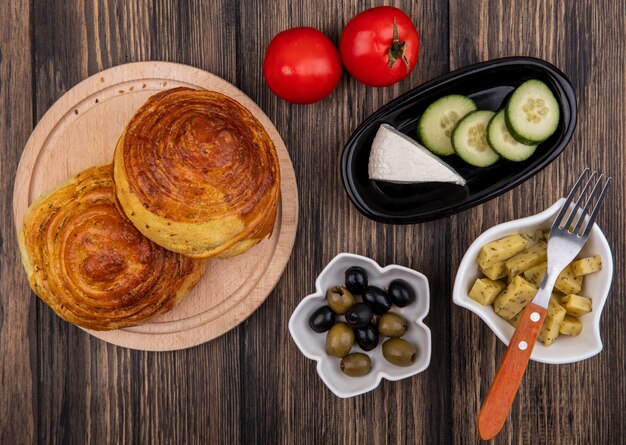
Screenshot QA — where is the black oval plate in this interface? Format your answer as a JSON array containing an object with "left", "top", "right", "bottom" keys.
[{"left": 341, "top": 57, "right": 577, "bottom": 224}]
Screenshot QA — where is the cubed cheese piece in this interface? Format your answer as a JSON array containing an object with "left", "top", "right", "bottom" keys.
[
  {"left": 493, "top": 275, "right": 537, "bottom": 319},
  {"left": 468, "top": 278, "right": 507, "bottom": 305},
  {"left": 505, "top": 241, "right": 547, "bottom": 278},
  {"left": 555, "top": 265, "right": 583, "bottom": 295},
  {"left": 538, "top": 297, "right": 567, "bottom": 346},
  {"left": 520, "top": 230, "right": 544, "bottom": 244},
  {"left": 559, "top": 315, "right": 583, "bottom": 336},
  {"left": 560, "top": 294, "right": 592, "bottom": 317},
  {"left": 552, "top": 291, "right": 565, "bottom": 303},
  {"left": 368, "top": 124, "right": 466, "bottom": 185},
  {"left": 523, "top": 262, "right": 548, "bottom": 287},
  {"left": 477, "top": 235, "right": 529, "bottom": 270},
  {"left": 523, "top": 263, "right": 583, "bottom": 294},
  {"left": 480, "top": 262, "right": 507, "bottom": 280},
  {"left": 506, "top": 311, "right": 522, "bottom": 328},
  {"left": 571, "top": 255, "right": 602, "bottom": 276}
]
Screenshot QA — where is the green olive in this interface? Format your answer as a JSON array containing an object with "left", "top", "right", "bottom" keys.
[
  {"left": 378, "top": 313, "right": 408, "bottom": 338},
  {"left": 382, "top": 338, "right": 417, "bottom": 367},
  {"left": 326, "top": 286, "right": 355, "bottom": 315},
  {"left": 325, "top": 322, "right": 354, "bottom": 358},
  {"left": 340, "top": 353, "right": 372, "bottom": 377}
]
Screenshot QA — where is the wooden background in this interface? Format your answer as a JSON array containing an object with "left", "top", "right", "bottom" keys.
[{"left": 1, "top": 0, "right": 624, "bottom": 443}]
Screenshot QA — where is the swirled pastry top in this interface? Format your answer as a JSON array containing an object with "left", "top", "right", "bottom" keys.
[
  {"left": 114, "top": 87, "right": 281, "bottom": 258},
  {"left": 18, "top": 165, "right": 206, "bottom": 331}
]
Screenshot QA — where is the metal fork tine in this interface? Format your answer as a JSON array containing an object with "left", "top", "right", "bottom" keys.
[
  {"left": 573, "top": 174, "right": 605, "bottom": 234},
  {"left": 553, "top": 168, "right": 590, "bottom": 229},
  {"left": 562, "top": 171, "right": 598, "bottom": 230},
  {"left": 582, "top": 177, "right": 612, "bottom": 238}
]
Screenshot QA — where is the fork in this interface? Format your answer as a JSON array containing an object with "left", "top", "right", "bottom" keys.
[{"left": 477, "top": 169, "right": 612, "bottom": 441}]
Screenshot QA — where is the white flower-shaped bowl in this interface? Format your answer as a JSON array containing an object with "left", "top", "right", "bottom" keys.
[
  {"left": 289, "top": 253, "right": 431, "bottom": 398},
  {"left": 453, "top": 199, "right": 613, "bottom": 364}
]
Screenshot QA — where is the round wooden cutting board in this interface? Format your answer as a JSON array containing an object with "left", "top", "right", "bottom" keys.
[{"left": 13, "top": 62, "right": 298, "bottom": 351}]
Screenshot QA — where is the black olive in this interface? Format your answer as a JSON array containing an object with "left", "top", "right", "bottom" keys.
[
  {"left": 308, "top": 306, "right": 336, "bottom": 333},
  {"left": 345, "top": 266, "right": 368, "bottom": 295},
  {"left": 355, "top": 323, "right": 379, "bottom": 351},
  {"left": 388, "top": 279, "right": 416, "bottom": 307},
  {"left": 345, "top": 303, "right": 373, "bottom": 329},
  {"left": 363, "top": 285, "right": 392, "bottom": 314}
]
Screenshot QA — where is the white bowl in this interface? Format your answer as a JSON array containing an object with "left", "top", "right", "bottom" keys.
[
  {"left": 453, "top": 198, "right": 613, "bottom": 364},
  {"left": 288, "top": 253, "right": 431, "bottom": 398}
]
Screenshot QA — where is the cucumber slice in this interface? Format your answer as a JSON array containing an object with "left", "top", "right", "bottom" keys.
[
  {"left": 418, "top": 95, "right": 477, "bottom": 156},
  {"left": 505, "top": 79, "right": 560, "bottom": 144},
  {"left": 487, "top": 110, "right": 537, "bottom": 161},
  {"left": 452, "top": 110, "right": 499, "bottom": 167}
]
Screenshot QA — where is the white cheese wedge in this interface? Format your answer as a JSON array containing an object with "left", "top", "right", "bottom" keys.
[{"left": 368, "top": 124, "right": 466, "bottom": 186}]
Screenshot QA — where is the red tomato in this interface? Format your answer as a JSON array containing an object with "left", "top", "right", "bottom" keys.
[
  {"left": 263, "top": 27, "right": 342, "bottom": 104},
  {"left": 339, "top": 6, "right": 420, "bottom": 87}
]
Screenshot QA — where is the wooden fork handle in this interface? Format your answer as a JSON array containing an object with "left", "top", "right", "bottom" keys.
[{"left": 477, "top": 303, "right": 547, "bottom": 440}]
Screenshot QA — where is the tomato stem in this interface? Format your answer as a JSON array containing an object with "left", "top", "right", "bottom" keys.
[{"left": 388, "top": 17, "right": 410, "bottom": 72}]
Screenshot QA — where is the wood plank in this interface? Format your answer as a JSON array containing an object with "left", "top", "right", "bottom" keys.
[
  {"left": 235, "top": 1, "right": 450, "bottom": 443},
  {"left": 31, "top": 1, "right": 242, "bottom": 443},
  {"left": 27, "top": 0, "right": 451, "bottom": 443},
  {"left": 0, "top": 1, "right": 36, "bottom": 443},
  {"left": 449, "top": 1, "right": 626, "bottom": 443}
]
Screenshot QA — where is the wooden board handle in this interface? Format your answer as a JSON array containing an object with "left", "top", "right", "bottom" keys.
[{"left": 477, "top": 302, "right": 547, "bottom": 440}]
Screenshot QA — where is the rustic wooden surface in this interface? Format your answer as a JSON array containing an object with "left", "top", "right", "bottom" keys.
[{"left": 1, "top": 0, "right": 624, "bottom": 443}]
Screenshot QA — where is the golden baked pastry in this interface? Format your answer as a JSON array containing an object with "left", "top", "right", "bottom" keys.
[
  {"left": 113, "top": 87, "right": 280, "bottom": 258},
  {"left": 18, "top": 165, "right": 206, "bottom": 331}
]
